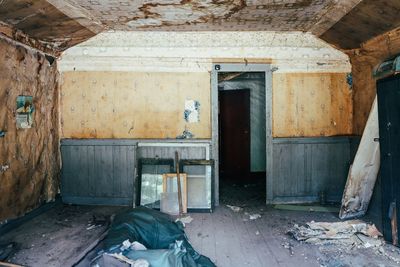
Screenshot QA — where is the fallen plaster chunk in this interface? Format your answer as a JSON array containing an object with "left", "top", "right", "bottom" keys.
[
  {"left": 226, "top": 205, "right": 243, "bottom": 212},
  {"left": 176, "top": 216, "right": 193, "bottom": 226},
  {"left": 288, "top": 220, "right": 383, "bottom": 249},
  {"left": 249, "top": 214, "right": 261, "bottom": 220}
]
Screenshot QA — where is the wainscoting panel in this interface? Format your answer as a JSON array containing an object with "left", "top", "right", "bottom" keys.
[
  {"left": 271, "top": 137, "right": 356, "bottom": 203},
  {"left": 60, "top": 139, "right": 211, "bottom": 206}
]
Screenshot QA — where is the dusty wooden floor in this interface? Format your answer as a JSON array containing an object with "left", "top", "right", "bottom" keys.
[
  {"left": 0, "top": 181, "right": 400, "bottom": 267},
  {"left": 0, "top": 204, "right": 127, "bottom": 267},
  {"left": 185, "top": 180, "right": 400, "bottom": 267}
]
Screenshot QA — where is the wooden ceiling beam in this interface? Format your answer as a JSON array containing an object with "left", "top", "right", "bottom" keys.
[
  {"left": 310, "top": 0, "right": 362, "bottom": 37},
  {"left": 0, "top": 21, "right": 59, "bottom": 57}
]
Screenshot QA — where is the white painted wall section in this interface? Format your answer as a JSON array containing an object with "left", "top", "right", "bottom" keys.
[{"left": 58, "top": 31, "right": 351, "bottom": 73}]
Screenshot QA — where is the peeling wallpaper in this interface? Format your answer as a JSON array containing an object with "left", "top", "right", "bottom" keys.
[
  {"left": 60, "top": 72, "right": 211, "bottom": 139},
  {"left": 273, "top": 73, "right": 353, "bottom": 137},
  {"left": 59, "top": 31, "right": 353, "bottom": 139}
]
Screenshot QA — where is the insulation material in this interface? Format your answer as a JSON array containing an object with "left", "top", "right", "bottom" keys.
[
  {"left": 60, "top": 72, "right": 211, "bottom": 139},
  {"left": 0, "top": 37, "right": 60, "bottom": 221},
  {"left": 272, "top": 73, "right": 353, "bottom": 137},
  {"left": 347, "top": 27, "right": 400, "bottom": 135}
]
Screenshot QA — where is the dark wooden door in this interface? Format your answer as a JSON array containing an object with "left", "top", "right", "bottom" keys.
[
  {"left": 377, "top": 75, "right": 400, "bottom": 245},
  {"left": 219, "top": 89, "right": 250, "bottom": 181}
]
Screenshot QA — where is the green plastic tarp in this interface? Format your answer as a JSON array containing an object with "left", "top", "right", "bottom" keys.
[{"left": 103, "top": 207, "right": 215, "bottom": 267}]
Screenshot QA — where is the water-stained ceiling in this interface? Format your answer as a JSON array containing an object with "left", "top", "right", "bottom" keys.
[
  {"left": 0, "top": 0, "right": 399, "bottom": 55},
  {"left": 48, "top": 0, "right": 341, "bottom": 32}
]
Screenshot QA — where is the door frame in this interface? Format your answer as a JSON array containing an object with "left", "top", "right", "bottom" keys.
[{"left": 211, "top": 64, "right": 273, "bottom": 205}]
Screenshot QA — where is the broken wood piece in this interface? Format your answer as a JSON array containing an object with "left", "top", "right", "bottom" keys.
[
  {"left": 339, "top": 97, "right": 380, "bottom": 219},
  {"left": 0, "top": 261, "right": 23, "bottom": 267},
  {"left": 175, "top": 152, "right": 183, "bottom": 215},
  {"left": 389, "top": 201, "right": 398, "bottom": 246},
  {"left": 162, "top": 173, "right": 188, "bottom": 214},
  {"left": 289, "top": 220, "right": 383, "bottom": 249}
]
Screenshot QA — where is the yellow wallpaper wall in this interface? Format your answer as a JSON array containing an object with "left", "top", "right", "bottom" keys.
[
  {"left": 61, "top": 71, "right": 353, "bottom": 139},
  {"left": 60, "top": 71, "right": 211, "bottom": 139},
  {"left": 273, "top": 73, "right": 353, "bottom": 137}
]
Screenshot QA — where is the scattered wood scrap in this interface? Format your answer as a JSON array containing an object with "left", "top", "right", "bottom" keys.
[{"left": 289, "top": 220, "right": 383, "bottom": 249}]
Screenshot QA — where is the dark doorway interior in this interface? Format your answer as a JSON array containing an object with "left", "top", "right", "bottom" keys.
[
  {"left": 218, "top": 72, "right": 266, "bottom": 205},
  {"left": 219, "top": 89, "right": 251, "bottom": 182},
  {"left": 377, "top": 75, "right": 400, "bottom": 244}
]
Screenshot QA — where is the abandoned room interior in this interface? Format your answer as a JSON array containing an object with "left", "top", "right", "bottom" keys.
[{"left": 2, "top": 0, "right": 400, "bottom": 266}]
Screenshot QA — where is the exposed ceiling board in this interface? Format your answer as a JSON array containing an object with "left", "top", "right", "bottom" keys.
[
  {"left": 310, "top": 0, "right": 362, "bottom": 36},
  {"left": 0, "top": 0, "right": 96, "bottom": 54},
  {"left": 320, "top": 0, "right": 400, "bottom": 49},
  {"left": 53, "top": 0, "right": 340, "bottom": 32},
  {"left": 46, "top": 0, "right": 104, "bottom": 33}
]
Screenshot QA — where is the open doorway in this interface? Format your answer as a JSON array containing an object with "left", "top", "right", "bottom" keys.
[{"left": 217, "top": 72, "right": 266, "bottom": 205}]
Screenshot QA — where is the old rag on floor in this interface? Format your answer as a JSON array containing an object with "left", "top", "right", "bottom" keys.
[{"left": 101, "top": 206, "right": 215, "bottom": 267}]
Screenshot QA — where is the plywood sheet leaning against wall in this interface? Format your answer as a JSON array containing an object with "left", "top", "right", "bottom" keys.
[
  {"left": 339, "top": 97, "right": 380, "bottom": 220},
  {"left": 347, "top": 27, "right": 400, "bottom": 135},
  {"left": 60, "top": 72, "right": 211, "bottom": 139},
  {"left": 272, "top": 73, "right": 353, "bottom": 137},
  {"left": 0, "top": 36, "right": 60, "bottom": 222}
]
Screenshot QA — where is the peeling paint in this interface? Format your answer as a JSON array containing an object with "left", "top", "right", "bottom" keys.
[
  {"left": 184, "top": 100, "right": 200, "bottom": 123},
  {"left": 54, "top": 0, "right": 340, "bottom": 32},
  {"left": 176, "top": 129, "right": 195, "bottom": 139}
]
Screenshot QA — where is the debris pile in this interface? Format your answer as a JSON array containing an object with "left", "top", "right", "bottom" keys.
[
  {"left": 289, "top": 220, "right": 383, "bottom": 249},
  {"left": 175, "top": 215, "right": 193, "bottom": 226},
  {"left": 226, "top": 205, "right": 242, "bottom": 212},
  {"left": 249, "top": 214, "right": 261, "bottom": 220}
]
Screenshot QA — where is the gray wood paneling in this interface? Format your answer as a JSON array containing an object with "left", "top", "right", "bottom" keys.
[
  {"left": 61, "top": 143, "right": 135, "bottom": 205},
  {"left": 61, "top": 139, "right": 211, "bottom": 206},
  {"left": 271, "top": 137, "right": 354, "bottom": 204},
  {"left": 61, "top": 137, "right": 353, "bottom": 206}
]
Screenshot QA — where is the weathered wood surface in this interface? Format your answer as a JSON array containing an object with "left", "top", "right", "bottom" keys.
[{"left": 339, "top": 97, "right": 380, "bottom": 219}]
